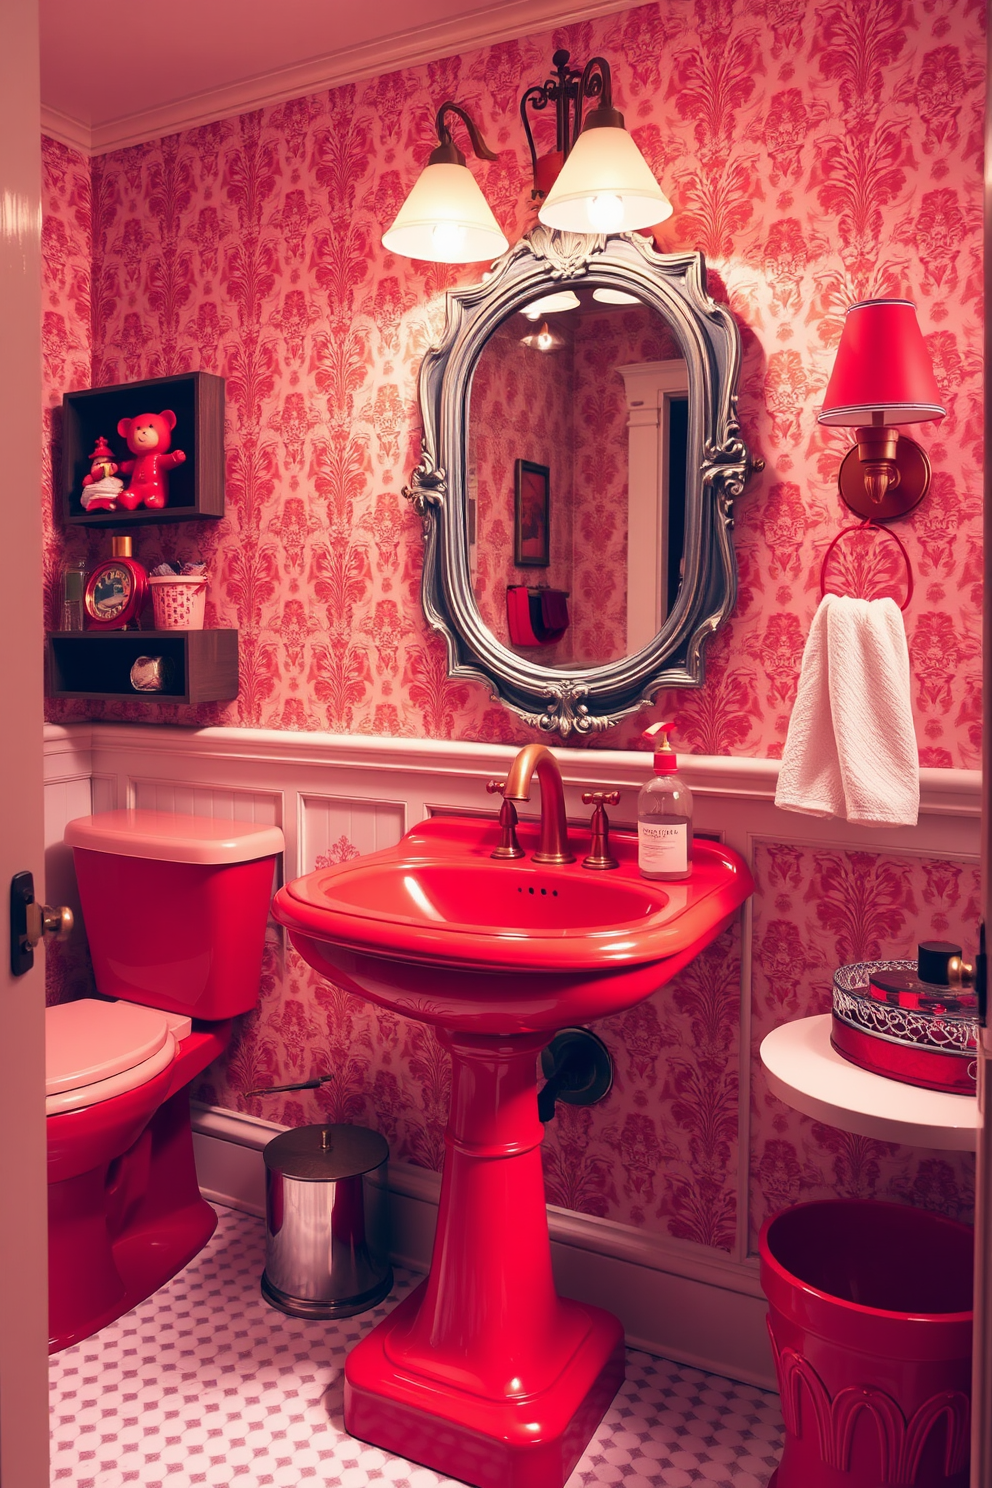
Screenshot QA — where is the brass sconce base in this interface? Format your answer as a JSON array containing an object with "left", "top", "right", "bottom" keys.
[{"left": 838, "top": 433, "right": 932, "bottom": 522}]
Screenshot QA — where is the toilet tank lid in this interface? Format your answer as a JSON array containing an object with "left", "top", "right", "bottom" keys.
[{"left": 64, "top": 809, "right": 285, "bottom": 864}]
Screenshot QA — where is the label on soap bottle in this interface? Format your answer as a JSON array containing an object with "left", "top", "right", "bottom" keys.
[{"left": 638, "top": 821, "right": 688, "bottom": 875}]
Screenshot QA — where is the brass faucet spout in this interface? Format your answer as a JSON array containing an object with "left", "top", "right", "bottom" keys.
[{"left": 502, "top": 744, "right": 574, "bottom": 865}]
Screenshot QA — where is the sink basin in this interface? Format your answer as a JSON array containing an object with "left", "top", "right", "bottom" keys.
[
  {"left": 273, "top": 815, "right": 752, "bottom": 1033},
  {"left": 271, "top": 810, "right": 753, "bottom": 1488},
  {"left": 295, "top": 855, "right": 659, "bottom": 936}
]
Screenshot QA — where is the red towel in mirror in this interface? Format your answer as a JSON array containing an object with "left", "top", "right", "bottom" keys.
[
  {"left": 540, "top": 589, "right": 569, "bottom": 632},
  {"left": 506, "top": 586, "right": 569, "bottom": 646}
]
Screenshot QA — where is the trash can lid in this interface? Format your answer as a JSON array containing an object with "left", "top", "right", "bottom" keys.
[{"left": 263, "top": 1123, "right": 389, "bottom": 1181}]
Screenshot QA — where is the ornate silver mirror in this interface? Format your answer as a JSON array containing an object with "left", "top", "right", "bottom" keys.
[{"left": 404, "top": 226, "right": 760, "bottom": 736}]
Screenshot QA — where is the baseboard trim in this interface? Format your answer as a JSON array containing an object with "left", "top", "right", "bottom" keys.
[{"left": 191, "top": 1101, "right": 776, "bottom": 1390}]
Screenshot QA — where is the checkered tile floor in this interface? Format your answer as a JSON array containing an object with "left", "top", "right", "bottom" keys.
[{"left": 49, "top": 1205, "right": 783, "bottom": 1486}]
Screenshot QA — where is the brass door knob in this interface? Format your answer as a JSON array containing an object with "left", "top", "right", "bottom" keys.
[{"left": 25, "top": 902, "right": 74, "bottom": 947}]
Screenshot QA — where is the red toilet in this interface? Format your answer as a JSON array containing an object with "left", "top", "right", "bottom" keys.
[{"left": 48, "top": 809, "right": 283, "bottom": 1352}]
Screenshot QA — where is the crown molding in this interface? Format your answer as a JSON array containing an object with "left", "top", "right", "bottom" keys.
[
  {"left": 40, "top": 0, "right": 635, "bottom": 158},
  {"left": 40, "top": 103, "right": 93, "bottom": 155}
]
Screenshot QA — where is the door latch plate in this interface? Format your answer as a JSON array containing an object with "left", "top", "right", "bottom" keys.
[
  {"left": 10, "top": 871, "right": 35, "bottom": 977},
  {"left": 7, "top": 873, "right": 72, "bottom": 977}
]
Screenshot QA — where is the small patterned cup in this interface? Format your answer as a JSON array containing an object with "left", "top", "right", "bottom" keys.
[{"left": 149, "top": 574, "right": 207, "bottom": 630}]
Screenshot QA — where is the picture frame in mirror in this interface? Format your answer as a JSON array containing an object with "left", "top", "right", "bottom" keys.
[{"left": 514, "top": 459, "right": 550, "bottom": 567}]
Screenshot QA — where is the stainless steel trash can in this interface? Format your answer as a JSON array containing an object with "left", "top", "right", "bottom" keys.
[{"left": 261, "top": 1123, "right": 392, "bottom": 1319}]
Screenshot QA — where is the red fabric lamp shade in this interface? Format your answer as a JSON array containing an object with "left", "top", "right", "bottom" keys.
[{"left": 818, "top": 299, "right": 946, "bottom": 427}]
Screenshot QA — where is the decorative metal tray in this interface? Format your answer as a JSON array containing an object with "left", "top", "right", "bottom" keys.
[{"left": 831, "top": 960, "right": 978, "bottom": 1095}]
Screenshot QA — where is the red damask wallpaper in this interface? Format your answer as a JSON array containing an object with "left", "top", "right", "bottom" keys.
[
  {"left": 38, "top": 0, "right": 983, "bottom": 1253},
  {"left": 42, "top": 138, "right": 92, "bottom": 632},
  {"left": 42, "top": 0, "right": 983, "bottom": 762}
]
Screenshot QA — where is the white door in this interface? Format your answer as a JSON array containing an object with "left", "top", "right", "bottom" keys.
[{"left": 0, "top": 0, "right": 52, "bottom": 1481}]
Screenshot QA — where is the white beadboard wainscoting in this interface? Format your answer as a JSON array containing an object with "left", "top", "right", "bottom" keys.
[{"left": 42, "top": 722, "right": 981, "bottom": 1389}]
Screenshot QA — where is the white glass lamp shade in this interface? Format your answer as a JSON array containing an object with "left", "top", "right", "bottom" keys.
[
  {"left": 522, "top": 290, "right": 580, "bottom": 319},
  {"left": 538, "top": 124, "right": 672, "bottom": 234},
  {"left": 592, "top": 287, "right": 640, "bottom": 305},
  {"left": 382, "top": 161, "right": 509, "bottom": 264}
]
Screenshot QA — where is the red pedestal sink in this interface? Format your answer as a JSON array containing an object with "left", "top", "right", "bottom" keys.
[{"left": 273, "top": 813, "right": 752, "bottom": 1488}]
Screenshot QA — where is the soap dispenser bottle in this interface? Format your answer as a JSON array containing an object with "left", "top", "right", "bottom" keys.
[{"left": 637, "top": 722, "right": 693, "bottom": 881}]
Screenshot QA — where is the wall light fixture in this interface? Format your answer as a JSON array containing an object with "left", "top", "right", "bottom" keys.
[
  {"left": 818, "top": 299, "right": 946, "bottom": 521},
  {"left": 521, "top": 291, "right": 580, "bottom": 319},
  {"left": 536, "top": 56, "right": 671, "bottom": 234},
  {"left": 381, "top": 102, "right": 509, "bottom": 264},
  {"left": 383, "top": 49, "right": 670, "bottom": 264}
]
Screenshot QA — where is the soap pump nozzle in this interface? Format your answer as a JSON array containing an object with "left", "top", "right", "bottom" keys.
[{"left": 643, "top": 721, "right": 679, "bottom": 775}]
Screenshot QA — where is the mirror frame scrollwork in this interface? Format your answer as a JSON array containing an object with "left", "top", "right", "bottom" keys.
[{"left": 403, "top": 225, "right": 759, "bottom": 736}]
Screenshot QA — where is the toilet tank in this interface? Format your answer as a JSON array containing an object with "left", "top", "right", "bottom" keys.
[{"left": 64, "top": 810, "right": 285, "bottom": 1019}]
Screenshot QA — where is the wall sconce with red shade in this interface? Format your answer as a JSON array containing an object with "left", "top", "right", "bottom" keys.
[
  {"left": 817, "top": 299, "right": 946, "bottom": 521},
  {"left": 382, "top": 49, "right": 671, "bottom": 264}
]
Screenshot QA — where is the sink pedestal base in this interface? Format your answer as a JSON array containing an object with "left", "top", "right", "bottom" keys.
[
  {"left": 346, "top": 1284, "right": 624, "bottom": 1488},
  {"left": 343, "top": 1030, "right": 626, "bottom": 1487}
]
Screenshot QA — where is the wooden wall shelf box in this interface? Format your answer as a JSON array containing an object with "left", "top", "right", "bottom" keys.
[
  {"left": 47, "top": 630, "right": 239, "bottom": 705},
  {"left": 61, "top": 372, "right": 225, "bottom": 527}
]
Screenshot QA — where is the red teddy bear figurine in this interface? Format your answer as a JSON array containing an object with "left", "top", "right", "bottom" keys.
[{"left": 116, "top": 410, "right": 186, "bottom": 511}]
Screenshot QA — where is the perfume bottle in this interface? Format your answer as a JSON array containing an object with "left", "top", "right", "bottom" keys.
[
  {"left": 637, "top": 722, "right": 693, "bottom": 881},
  {"left": 868, "top": 941, "right": 978, "bottom": 1014},
  {"left": 60, "top": 556, "right": 88, "bottom": 631}
]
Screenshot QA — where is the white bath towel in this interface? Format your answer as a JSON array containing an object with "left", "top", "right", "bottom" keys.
[{"left": 775, "top": 593, "right": 919, "bottom": 827}]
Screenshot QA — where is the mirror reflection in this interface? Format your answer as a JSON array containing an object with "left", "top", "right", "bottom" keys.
[{"left": 467, "top": 286, "right": 688, "bottom": 669}]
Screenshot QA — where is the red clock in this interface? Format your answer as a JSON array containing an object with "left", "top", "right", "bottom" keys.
[{"left": 84, "top": 536, "right": 148, "bottom": 631}]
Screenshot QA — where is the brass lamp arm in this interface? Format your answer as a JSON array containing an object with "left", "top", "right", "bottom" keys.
[
  {"left": 519, "top": 49, "right": 585, "bottom": 184},
  {"left": 576, "top": 56, "right": 623, "bottom": 131},
  {"left": 430, "top": 101, "right": 499, "bottom": 167}
]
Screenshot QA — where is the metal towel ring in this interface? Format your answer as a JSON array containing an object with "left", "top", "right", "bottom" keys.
[{"left": 819, "top": 519, "right": 914, "bottom": 611}]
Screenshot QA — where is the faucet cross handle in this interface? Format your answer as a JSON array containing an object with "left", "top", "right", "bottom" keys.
[
  {"left": 581, "top": 789, "right": 622, "bottom": 871},
  {"left": 581, "top": 790, "right": 621, "bottom": 808},
  {"left": 488, "top": 779, "right": 524, "bottom": 860}
]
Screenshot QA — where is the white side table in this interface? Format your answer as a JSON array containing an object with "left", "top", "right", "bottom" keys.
[{"left": 760, "top": 1013, "right": 978, "bottom": 1151}]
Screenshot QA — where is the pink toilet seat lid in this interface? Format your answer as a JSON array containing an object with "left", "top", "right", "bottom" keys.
[{"left": 46, "top": 999, "right": 171, "bottom": 1096}]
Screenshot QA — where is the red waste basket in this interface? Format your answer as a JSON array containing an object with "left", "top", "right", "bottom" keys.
[{"left": 759, "top": 1200, "right": 973, "bottom": 1488}]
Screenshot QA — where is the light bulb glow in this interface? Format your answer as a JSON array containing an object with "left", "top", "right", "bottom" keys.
[
  {"left": 431, "top": 221, "right": 467, "bottom": 257},
  {"left": 520, "top": 320, "right": 563, "bottom": 352},
  {"left": 586, "top": 193, "right": 625, "bottom": 232}
]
